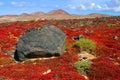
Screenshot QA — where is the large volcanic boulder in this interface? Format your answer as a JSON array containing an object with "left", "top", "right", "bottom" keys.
[{"left": 14, "top": 26, "right": 66, "bottom": 61}]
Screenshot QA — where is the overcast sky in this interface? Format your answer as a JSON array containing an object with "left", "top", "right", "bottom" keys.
[{"left": 0, "top": 0, "right": 120, "bottom": 16}]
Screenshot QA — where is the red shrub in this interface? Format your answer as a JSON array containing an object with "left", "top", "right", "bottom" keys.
[
  {"left": 0, "top": 17, "right": 120, "bottom": 79},
  {"left": 0, "top": 63, "right": 48, "bottom": 80},
  {"left": 87, "top": 57, "right": 120, "bottom": 80},
  {"left": 60, "top": 52, "right": 79, "bottom": 63},
  {"left": 40, "top": 57, "right": 86, "bottom": 80},
  {"left": 41, "top": 71, "right": 86, "bottom": 80}
]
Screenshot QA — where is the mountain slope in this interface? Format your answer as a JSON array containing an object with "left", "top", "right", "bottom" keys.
[{"left": 0, "top": 9, "right": 111, "bottom": 23}]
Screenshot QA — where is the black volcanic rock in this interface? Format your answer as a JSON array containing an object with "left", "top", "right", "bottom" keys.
[{"left": 14, "top": 25, "right": 66, "bottom": 61}]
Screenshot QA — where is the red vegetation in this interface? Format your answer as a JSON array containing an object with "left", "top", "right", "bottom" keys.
[
  {"left": 87, "top": 57, "right": 120, "bottom": 80},
  {"left": 0, "top": 16, "right": 120, "bottom": 79},
  {"left": 0, "top": 64, "right": 47, "bottom": 80},
  {"left": 0, "top": 53, "right": 85, "bottom": 80}
]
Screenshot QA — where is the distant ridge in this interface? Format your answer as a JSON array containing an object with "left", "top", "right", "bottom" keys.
[
  {"left": 0, "top": 9, "right": 111, "bottom": 23},
  {"left": 47, "top": 9, "right": 69, "bottom": 15},
  {"left": 31, "top": 12, "right": 45, "bottom": 16},
  {"left": 87, "top": 13, "right": 111, "bottom": 17}
]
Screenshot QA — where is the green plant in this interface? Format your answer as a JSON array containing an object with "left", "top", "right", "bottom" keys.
[
  {"left": 50, "top": 18, "right": 56, "bottom": 21},
  {"left": 107, "top": 23, "right": 116, "bottom": 27},
  {"left": 25, "top": 27, "right": 38, "bottom": 33},
  {"left": 74, "top": 60, "right": 92, "bottom": 74},
  {"left": 24, "top": 60, "right": 33, "bottom": 64},
  {"left": 79, "top": 21, "right": 85, "bottom": 26},
  {"left": 86, "top": 20, "right": 93, "bottom": 25},
  {"left": 0, "top": 58, "right": 15, "bottom": 65},
  {"left": 74, "top": 38, "right": 96, "bottom": 55}
]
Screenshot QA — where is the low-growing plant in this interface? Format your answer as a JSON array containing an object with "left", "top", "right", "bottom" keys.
[
  {"left": 79, "top": 21, "right": 85, "bottom": 26},
  {"left": 74, "top": 38, "right": 96, "bottom": 55},
  {"left": 74, "top": 60, "right": 92, "bottom": 74},
  {"left": 25, "top": 27, "right": 38, "bottom": 33},
  {"left": 24, "top": 60, "right": 33, "bottom": 64},
  {"left": 0, "top": 58, "right": 15, "bottom": 65},
  {"left": 87, "top": 57, "right": 120, "bottom": 80},
  {"left": 107, "top": 23, "right": 116, "bottom": 27}
]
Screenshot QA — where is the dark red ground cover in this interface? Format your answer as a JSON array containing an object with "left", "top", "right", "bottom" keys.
[
  {"left": 0, "top": 52, "right": 86, "bottom": 80},
  {"left": 87, "top": 57, "right": 120, "bottom": 80},
  {"left": 0, "top": 16, "right": 120, "bottom": 79}
]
